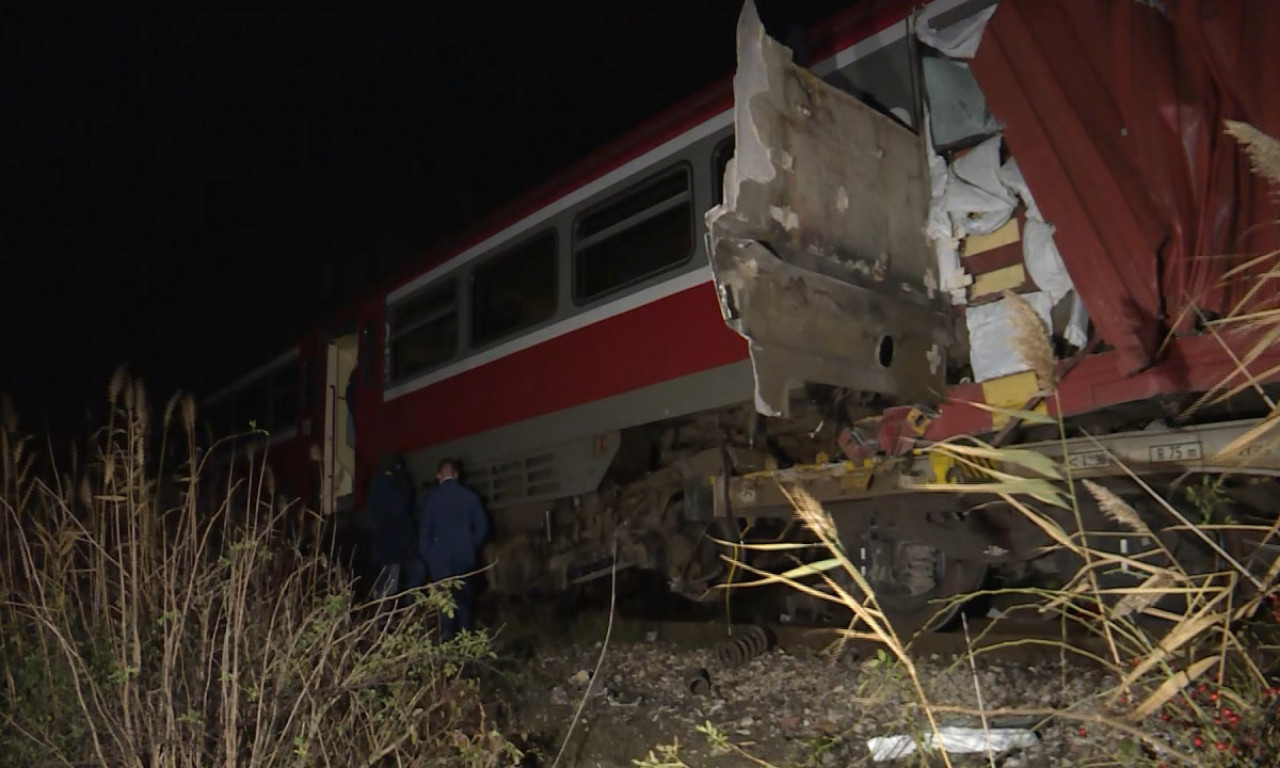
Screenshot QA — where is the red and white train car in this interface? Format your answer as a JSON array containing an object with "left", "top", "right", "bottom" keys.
[{"left": 205, "top": 0, "right": 1280, "bottom": 617}]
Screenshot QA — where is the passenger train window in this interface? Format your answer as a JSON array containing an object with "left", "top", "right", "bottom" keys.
[
  {"left": 472, "top": 231, "right": 557, "bottom": 347},
  {"left": 387, "top": 280, "right": 458, "bottom": 383},
  {"left": 712, "top": 138, "right": 734, "bottom": 205},
  {"left": 572, "top": 165, "right": 693, "bottom": 303}
]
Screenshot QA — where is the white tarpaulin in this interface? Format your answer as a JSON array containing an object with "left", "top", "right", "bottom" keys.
[
  {"left": 923, "top": 107, "right": 970, "bottom": 304},
  {"left": 965, "top": 291, "right": 1054, "bottom": 381},
  {"left": 1066, "top": 290, "right": 1089, "bottom": 348},
  {"left": 946, "top": 134, "right": 1017, "bottom": 237},
  {"left": 867, "top": 724, "right": 1037, "bottom": 762}
]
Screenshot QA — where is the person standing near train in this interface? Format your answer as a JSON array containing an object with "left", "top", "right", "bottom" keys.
[
  {"left": 367, "top": 453, "right": 423, "bottom": 608},
  {"left": 417, "top": 458, "right": 489, "bottom": 641}
]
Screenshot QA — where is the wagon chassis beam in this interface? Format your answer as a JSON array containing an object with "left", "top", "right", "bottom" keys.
[{"left": 714, "top": 417, "right": 1280, "bottom": 519}]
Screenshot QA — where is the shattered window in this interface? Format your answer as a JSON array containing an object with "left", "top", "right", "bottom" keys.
[
  {"left": 572, "top": 164, "right": 693, "bottom": 303},
  {"left": 712, "top": 138, "right": 734, "bottom": 205},
  {"left": 388, "top": 280, "right": 458, "bottom": 382},
  {"left": 472, "top": 230, "right": 558, "bottom": 347},
  {"left": 921, "top": 52, "right": 1000, "bottom": 150}
]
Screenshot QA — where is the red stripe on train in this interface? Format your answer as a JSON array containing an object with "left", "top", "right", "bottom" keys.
[{"left": 381, "top": 281, "right": 749, "bottom": 452}]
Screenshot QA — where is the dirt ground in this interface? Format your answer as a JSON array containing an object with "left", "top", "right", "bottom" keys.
[{"left": 483, "top": 612, "right": 1151, "bottom": 768}]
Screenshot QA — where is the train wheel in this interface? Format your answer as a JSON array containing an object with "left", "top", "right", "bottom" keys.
[{"left": 865, "top": 539, "right": 988, "bottom": 637}]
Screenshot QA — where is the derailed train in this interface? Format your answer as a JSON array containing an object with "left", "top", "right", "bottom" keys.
[{"left": 204, "top": 0, "right": 1280, "bottom": 628}]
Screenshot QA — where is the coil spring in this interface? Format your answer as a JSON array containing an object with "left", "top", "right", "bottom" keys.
[
  {"left": 714, "top": 624, "right": 772, "bottom": 668},
  {"left": 687, "top": 667, "right": 711, "bottom": 695},
  {"left": 897, "top": 543, "right": 939, "bottom": 596}
]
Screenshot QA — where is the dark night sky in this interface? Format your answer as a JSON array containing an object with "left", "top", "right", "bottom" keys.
[{"left": 0, "top": 3, "right": 850, "bottom": 437}]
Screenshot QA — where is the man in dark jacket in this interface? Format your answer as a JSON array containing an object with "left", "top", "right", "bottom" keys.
[
  {"left": 367, "top": 454, "right": 422, "bottom": 606},
  {"left": 418, "top": 458, "right": 488, "bottom": 640}
]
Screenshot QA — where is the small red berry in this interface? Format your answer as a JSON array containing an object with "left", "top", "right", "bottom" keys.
[
  {"left": 1217, "top": 741, "right": 1228, "bottom": 752},
  {"left": 1077, "top": 727, "right": 1087, "bottom": 737},
  {"left": 1193, "top": 736, "right": 1204, "bottom": 748}
]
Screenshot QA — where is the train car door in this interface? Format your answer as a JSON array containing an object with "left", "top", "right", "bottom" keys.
[{"left": 321, "top": 330, "right": 359, "bottom": 518}]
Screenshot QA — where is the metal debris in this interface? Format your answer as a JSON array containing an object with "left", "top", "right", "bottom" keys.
[{"left": 714, "top": 624, "right": 772, "bottom": 667}]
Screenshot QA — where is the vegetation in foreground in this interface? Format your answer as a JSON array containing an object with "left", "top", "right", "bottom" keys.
[{"left": 0, "top": 371, "right": 524, "bottom": 767}]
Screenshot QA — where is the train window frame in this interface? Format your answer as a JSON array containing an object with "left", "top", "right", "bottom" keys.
[
  {"left": 570, "top": 162, "right": 695, "bottom": 306},
  {"left": 470, "top": 229, "right": 559, "bottom": 349},
  {"left": 386, "top": 278, "right": 460, "bottom": 384},
  {"left": 711, "top": 137, "right": 735, "bottom": 207}
]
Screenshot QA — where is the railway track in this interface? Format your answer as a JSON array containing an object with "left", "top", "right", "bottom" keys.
[{"left": 488, "top": 596, "right": 1115, "bottom": 671}]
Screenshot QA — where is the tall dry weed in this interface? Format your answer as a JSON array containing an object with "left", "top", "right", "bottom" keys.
[{"left": 0, "top": 370, "right": 520, "bottom": 768}]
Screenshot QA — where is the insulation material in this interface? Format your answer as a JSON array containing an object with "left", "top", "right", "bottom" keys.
[
  {"left": 964, "top": 218, "right": 1020, "bottom": 256},
  {"left": 998, "top": 157, "right": 1041, "bottom": 221},
  {"left": 923, "top": 107, "right": 971, "bottom": 304},
  {"left": 965, "top": 291, "right": 1053, "bottom": 381},
  {"left": 946, "top": 135, "right": 1017, "bottom": 236},
  {"left": 916, "top": 4, "right": 998, "bottom": 59},
  {"left": 1065, "top": 290, "right": 1089, "bottom": 348},
  {"left": 970, "top": 263, "right": 1026, "bottom": 299}
]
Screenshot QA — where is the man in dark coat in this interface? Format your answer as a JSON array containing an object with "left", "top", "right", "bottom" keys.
[
  {"left": 418, "top": 458, "right": 488, "bottom": 640},
  {"left": 367, "top": 453, "right": 423, "bottom": 605}
]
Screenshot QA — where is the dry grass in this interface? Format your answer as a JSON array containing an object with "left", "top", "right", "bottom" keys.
[
  {"left": 1003, "top": 289, "right": 1057, "bottom": 394},
  {"left": 1225, "top": 120, "right": 1280, "bottom": 194},
  {"left": 0, "top": 367, "right": 522, "bottom": 768}
]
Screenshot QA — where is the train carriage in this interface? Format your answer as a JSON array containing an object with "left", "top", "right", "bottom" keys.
[{"left": 202, "top": 0, "right": 1280, "bottom": 628}]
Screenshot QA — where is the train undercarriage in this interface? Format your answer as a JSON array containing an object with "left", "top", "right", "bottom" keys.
[{"left": 483, "top": 393, "right": 1280, "bottom": 633}]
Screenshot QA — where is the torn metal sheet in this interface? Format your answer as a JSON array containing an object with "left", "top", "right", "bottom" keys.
[
  {"left": 707, "top": 0, "right": 951, "bottom": 417},
  {"left": 711, "top": 240, "right": 950, "bottom": 416}
]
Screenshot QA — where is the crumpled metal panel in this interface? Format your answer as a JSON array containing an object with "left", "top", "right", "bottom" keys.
[
  {"left": 970, "top": 0, "right": 1280, "bottom": 376},
  {"left": 706, "top": 0, "right": 951, "bottom": 418}
]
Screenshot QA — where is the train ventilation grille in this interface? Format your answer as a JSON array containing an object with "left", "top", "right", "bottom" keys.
[{"left": 470, "top": 452, "right": 561, "bottom": 506}]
